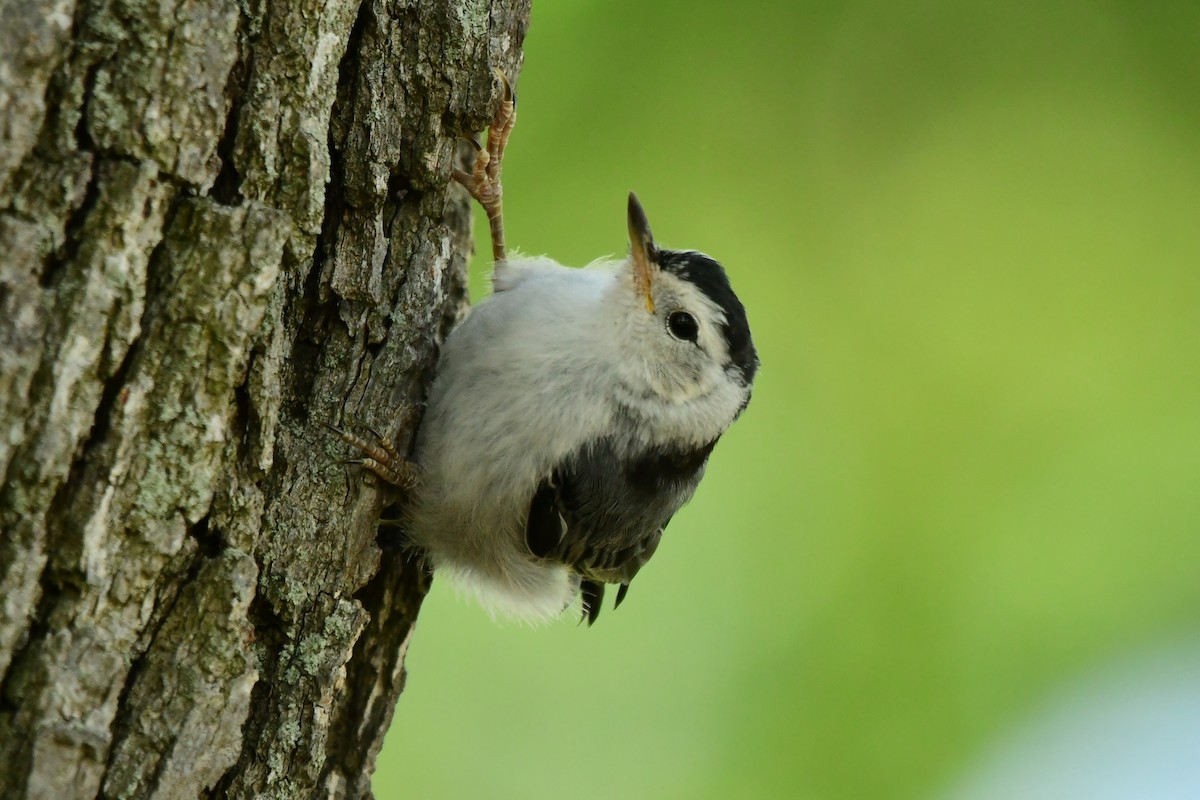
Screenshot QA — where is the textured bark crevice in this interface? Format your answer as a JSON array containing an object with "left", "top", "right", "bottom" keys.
[{"left": 0, "top": 0, "right": 532, "bottom": 797}]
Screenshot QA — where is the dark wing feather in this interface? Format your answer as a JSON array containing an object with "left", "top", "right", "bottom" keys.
[
  {"left": 614, "top": 582, "right": 631, "bottom": 609},
  {"left": 526, "top": 436, "right": 717, "bottom": 624},
  {"left": 525, "top": 477, "right": 564, "bottom": 558},
  {"left": 580, "top": 580, "right": 604, "bottom": 626}
]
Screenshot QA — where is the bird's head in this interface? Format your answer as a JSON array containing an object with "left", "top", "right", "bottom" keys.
[{"left": 610, "top": 193, "right": 759, "bottom": 433}]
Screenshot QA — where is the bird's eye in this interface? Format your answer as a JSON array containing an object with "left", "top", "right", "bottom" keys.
[{"left": 667, "top": 311, "right": 699, "bottom": 342}]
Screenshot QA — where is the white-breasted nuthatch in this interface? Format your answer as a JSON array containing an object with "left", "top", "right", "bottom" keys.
[{"left": 339, "top": 73, "right": 758, "bottom": 624}]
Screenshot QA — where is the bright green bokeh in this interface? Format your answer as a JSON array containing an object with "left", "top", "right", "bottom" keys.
[{"left": 376, "top": 2, "right": 1200, "bottom": 798}]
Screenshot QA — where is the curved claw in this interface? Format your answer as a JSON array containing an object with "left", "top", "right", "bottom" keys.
[{"left": 493, "top": 67, "right": 515, "bottom": 107}]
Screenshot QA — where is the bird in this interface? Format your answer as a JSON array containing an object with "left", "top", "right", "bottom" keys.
[{"left": 337, "top": 71, "right": 758, "bottom": 624}]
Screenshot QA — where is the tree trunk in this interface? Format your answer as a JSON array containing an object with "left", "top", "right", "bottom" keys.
[{"left": 0, "top": 0, "right": 529, "bottom": 796}]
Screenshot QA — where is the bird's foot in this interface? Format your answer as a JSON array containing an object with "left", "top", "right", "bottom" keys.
[
  {"left": 327, "top": 419, "right": 419, "bottom": 490},
  {"left": 453, "top": 68, "right": 516, "bottom": 264}
]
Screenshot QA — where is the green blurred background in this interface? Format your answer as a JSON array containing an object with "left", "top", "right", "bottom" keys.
[{"left": 376, "top": 2, "right": 1200, "bottom": 797}]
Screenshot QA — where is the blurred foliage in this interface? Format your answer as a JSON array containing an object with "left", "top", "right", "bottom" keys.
[{"left": 376, "top": 1, "right": 1200, "bottom": 798}]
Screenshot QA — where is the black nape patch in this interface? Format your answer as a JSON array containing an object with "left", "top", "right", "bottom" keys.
[{"left": 657, "top": 250, "right": 759, "bottom": 386}]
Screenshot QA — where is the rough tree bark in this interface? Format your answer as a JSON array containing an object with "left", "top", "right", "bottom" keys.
[{"left": 0, "top": 0, "right": 529, "bottom": 796}]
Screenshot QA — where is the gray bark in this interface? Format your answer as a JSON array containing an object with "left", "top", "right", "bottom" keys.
[{"left": 0, "top": 0, "right": 529, "bottom": 796}]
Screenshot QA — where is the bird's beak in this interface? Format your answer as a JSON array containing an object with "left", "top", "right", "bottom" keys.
[{"left": 627, "top": 192, "right": 658, "bottom": 314}]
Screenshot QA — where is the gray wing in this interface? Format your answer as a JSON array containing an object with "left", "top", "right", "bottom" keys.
[{"left": 525, "top": 435, "right": 717, "bottom": 624}]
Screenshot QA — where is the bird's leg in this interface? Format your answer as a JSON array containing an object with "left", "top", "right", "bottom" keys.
[
  {"left": 453, "top": 69, "right": 516, "bottom": 264},
  {"left": 327, "top": 420, "right": 419, "bottom": 491}
]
